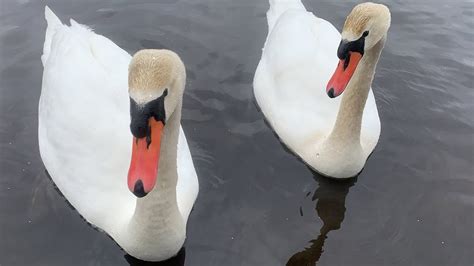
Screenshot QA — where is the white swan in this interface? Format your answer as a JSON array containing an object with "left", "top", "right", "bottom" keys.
[
  {"left": 39, "top": 7, "right": 198, "bottom": 261},
  {"left": 254, "top": 1, "right": 391, "bottom": 178}
]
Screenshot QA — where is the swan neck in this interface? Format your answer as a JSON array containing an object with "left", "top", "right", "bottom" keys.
[
  {"left": 136, "top": 100, "right": 181, "bottom": 213},
  {"left": 126, "top": 101, "right": 185, "bottom": 248},
  {"left": 328, "top": 36, "right": 385, "bottom": 144}
]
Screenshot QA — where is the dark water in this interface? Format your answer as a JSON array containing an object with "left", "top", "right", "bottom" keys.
[{"left": 1, "top": 0, "right": 473, "bottom": 265}]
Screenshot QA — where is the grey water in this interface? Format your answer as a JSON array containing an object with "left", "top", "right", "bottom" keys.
[{"left": 0, "top": 0, "right": 473, "bottom": 265}]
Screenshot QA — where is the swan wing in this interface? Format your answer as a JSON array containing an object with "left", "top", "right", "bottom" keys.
[
  {"left": 254, "top": 3, "right": 341, "bottom": 151},
  {"left": 39, "top": 7, "right": 135, "bottom": 230}
]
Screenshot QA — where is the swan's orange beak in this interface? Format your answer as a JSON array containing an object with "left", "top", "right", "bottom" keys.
[
  {"left": 326, "top": 51, "right": 362, "bottom": 98},
  {"left": 127, "top": 119, "right": 164, "bottom": 198}
]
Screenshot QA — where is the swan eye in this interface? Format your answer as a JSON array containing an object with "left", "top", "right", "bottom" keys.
[{"left": 362, "top": 31, "right": 369, "bottom": 37}]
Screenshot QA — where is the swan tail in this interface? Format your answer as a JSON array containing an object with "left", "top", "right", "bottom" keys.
[
  {"left": 267, "top": 0, "right": 306, "bottom": 31},
  {"left": 43, "top": 7, "right": 130, "bottom": 74},
  {"left": 42, "top": 6, "right": 64, "bottom": 66},
  {"left": 69, "top": 18, "right": 95, "bottom": 34}
]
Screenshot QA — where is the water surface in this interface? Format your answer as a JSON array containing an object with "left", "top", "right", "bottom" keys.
[{"left": 1, "top": 0, "right": 473, "bottom": 265}]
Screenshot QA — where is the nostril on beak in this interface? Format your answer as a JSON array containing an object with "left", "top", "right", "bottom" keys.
[
  {"left": 133, "top": 179, "right": 147, "bottom": 198},
  {"left": 327, "top": 88, "right": 336, "bottom": 98}
]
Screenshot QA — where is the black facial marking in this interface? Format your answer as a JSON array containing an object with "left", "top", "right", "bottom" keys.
[
  {"left": 343, "top": 53, "right": 351, "bottom": 70},
  {"left": 129, "top": 89, "right": 168, "bottom": 141},
  {"left": 337, "top": 32, "right": 368, "bottom": 70},
  {"left": 146, "top": 126, "right": 152, "bottom": 148}
]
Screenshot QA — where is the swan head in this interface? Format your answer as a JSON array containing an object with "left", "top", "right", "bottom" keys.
[
  {"left": 127, "top": 49, "right": 186, "bottom": 198},
  {"left": 326, "top": 2, "right": 391, "bottom": 98}
]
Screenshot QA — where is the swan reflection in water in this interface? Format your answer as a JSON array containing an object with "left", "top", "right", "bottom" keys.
[
  {"left": 287, "top": 172, "right": 357, "bottom": 266},
  {"left": 125, "top": 247, "right": 186, "bottom": 266}
]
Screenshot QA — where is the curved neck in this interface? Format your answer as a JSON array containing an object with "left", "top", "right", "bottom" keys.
[
  {"left": 327, "top": 36, "right": 385, "bottom": 145},
  {"left": 125, "top": 101, "right": 185, "bottom": 255}
]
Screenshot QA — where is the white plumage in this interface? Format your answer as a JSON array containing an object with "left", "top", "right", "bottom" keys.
[
  {"left": 39, "top": 6, "right": 198, "bottom": 261},
  {"left": 254, "top": 0, "right": 382, "bottom": 178}
]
